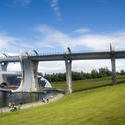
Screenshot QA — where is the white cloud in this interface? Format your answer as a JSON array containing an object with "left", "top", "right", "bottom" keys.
[
  {"left": 34, "top": 25, "right": 125, "bottom": 52},
  {"left": 0, "top": 33, "right": 17, "bottom": 51},
  {"left": 72, "top": 60, "right": 111, "bottom": 73},
  {"left": 7, "top": 63, "right": 21, "bottom": 72},
  {"left": 72, "top": 32, "right": 125, "bottom": 51},
  {"left": 38, "top": 61, "right": 65, "bottom": 74},
  {"left": 37, "top": 60, "right": 125, "bottom": 74},
  {"left": 11, "top": 41, "right": 34, "bottom": 49},
  {"left": 13, "top": 0, "right": 30, "bottom": 6},
  {"left": 35, "top": 25, "right": 70, "bottom": 49},
  {"left": 1, "top": 25, "right": 125, "bottom": 74},
  {"left": 74, "top": 28, "right": 91, "bottom": 33},
  {"left": 50, "top": 0, "right": 61, "bottom": 18},
  {"left": 0, "top": 33, "right": 35, "bottom": 54},
  {"left": 71, "top": 34, "right": 110, "bottom": 51}
]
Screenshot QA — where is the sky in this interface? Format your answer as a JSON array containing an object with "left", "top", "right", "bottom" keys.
[{"left": 1, "top": 0, "right": 125, "bottom": 73}]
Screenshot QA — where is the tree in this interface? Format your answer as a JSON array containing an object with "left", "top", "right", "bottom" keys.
[
  {"left": 120, "top": 70, "right": 125, "bottom": 75},
  {"left": 37, "top": 72, "right": 43, "bottom": 77},
  {"left": 98, "top": 67, "right": 111, "bottom": 77},
  {"left": 91, "top": 69, "right": 99, "bottom": 78}
]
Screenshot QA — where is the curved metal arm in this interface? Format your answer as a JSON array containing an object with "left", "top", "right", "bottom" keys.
[
  {"left": 28, "top": 49, "right": 39, "bottom": 56},
  {"left": 64, "top": 47, "right": 71, "bottom": 54},
  {"left": 0, "top": 52, "right": 9, "bottom": 57}
]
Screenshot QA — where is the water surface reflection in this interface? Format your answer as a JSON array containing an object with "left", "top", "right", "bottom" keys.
[{"left": 0, "top": 91, "right": 57, "bottom": 107}]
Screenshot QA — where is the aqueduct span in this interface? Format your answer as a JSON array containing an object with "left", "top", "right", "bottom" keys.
[{"left": 0, "top": 44, "right": 125, "bottom": 94}]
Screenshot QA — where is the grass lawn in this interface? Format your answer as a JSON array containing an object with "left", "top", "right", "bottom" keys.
[
  {"left": 52, "top": 75, "right": 125, "bottom": 92},
  {"left": 1, "top": 76, "right": 125, "bottom": 125}
]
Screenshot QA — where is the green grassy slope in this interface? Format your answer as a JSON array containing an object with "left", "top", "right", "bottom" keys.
[
  {"left": 1, "top": 76, "right": 125, "bottom": 125},
  {"left": 52, "top": 75, "right": 125, "bottom": 92}
]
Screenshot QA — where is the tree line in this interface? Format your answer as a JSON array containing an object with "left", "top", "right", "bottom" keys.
[{"left": 38, "top": 68, "right": 125, "bottom": 82}]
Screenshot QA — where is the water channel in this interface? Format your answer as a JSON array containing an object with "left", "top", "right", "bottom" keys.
[
  {"left": 0, "top": 91, "right": 57, "bottom": 107},
  {"left": 0, "top": 75, "right": 58, "bottom": 108}
]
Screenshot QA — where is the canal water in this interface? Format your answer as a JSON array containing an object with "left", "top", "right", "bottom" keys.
[
  {"left": 0, "top": 91, "right": 57, "bottom": 107},
  {"left": 0, "top": 75, "right": 58, "bottom": 108}
]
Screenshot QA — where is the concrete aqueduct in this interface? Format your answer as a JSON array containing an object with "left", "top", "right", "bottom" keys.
[{"left": 0, "top": 44, "right": 125, "bottom": 94}]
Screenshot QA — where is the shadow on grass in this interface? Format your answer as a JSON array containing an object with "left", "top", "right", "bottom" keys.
[
  {"left": 73, "top": 80, "right": 125, "bottom": 93},
  {"left": 73, "top": 83, "right": 112, "bottom": 93},
  {"left": 117, "top": 80, "right": 125, "bottom": 84}
]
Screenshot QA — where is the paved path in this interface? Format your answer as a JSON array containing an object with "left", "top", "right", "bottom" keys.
[{"left": 0, "top": 93, "right": 64, "bottom": 113}]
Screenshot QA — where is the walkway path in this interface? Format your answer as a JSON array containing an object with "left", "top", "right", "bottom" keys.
[{"left": 0, "top": 93, "right": 64, "bottom": 113}]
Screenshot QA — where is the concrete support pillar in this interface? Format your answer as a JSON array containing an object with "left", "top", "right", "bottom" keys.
[
  {"left": 110, "top": 43, "right": 116, "bottom": 85},
  {"left": 14, "top": 56, "right": 39, "bottom": 92},
  {"left": 64, "top": 47, "right": 72, "bottom": 94},
  {"left": 65, "top": 59, "right": 72, "bottom": 94},
  {"left": 0, "top": 62, "right": 8, "bottom": 83},
  {"left": 111, "top": 57, "right": 116, "bottom": 84}
]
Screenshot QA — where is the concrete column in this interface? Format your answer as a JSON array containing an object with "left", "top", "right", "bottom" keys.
[
  {"left": 110, "top": 43, "right": 116, "bottom": 85},
  {"left": 111, "top": 57, "right": 116, "bottom": 84},
  {"left": 14, "top": 57, "right": 39, "bottom": 92},
  {"left": 64, "top": 47, "right": 72, "bottom": 94},
  {"left": 65, "top": 59, "right": 72, "bottom": 94},
  {"left": 0, "top": 62, "right": 8, "bottom": 83}
]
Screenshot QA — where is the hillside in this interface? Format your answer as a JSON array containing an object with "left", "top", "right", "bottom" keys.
[{"left": 1, "top": 76, "right": 125, "bottom": 125}]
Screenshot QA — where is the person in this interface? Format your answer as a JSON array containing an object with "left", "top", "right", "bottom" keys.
[
  {"left": 41, "top": 98, "right": 49, "bottom": 103},
  {"left": 12, "top": 102, "right": 15, "bottom": 107},
  {"left": 42, "top": 98, "right": 46, "bottom": 103},
  {"left": 8, "top": 102, "right": 11, "bottom": 108},
  {"left": 10, "top": 102, "right": 17, "bottom": 112},
  {"left": 46, "top": 98, "right": 49, "bottom": 103},
  {"left": 17, "top": 103, "right": 22, "bottom": 110}
]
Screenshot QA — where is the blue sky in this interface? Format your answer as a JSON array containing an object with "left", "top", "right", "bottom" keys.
[
  {"left": 1, "top": 0, "right": 125, "bottom": 73},
  {"left": 1, "top": 0, "right": 125, "bottom": 33},
  {"left": 0, "top": 0, "right": 125, "bottom": 32}
]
